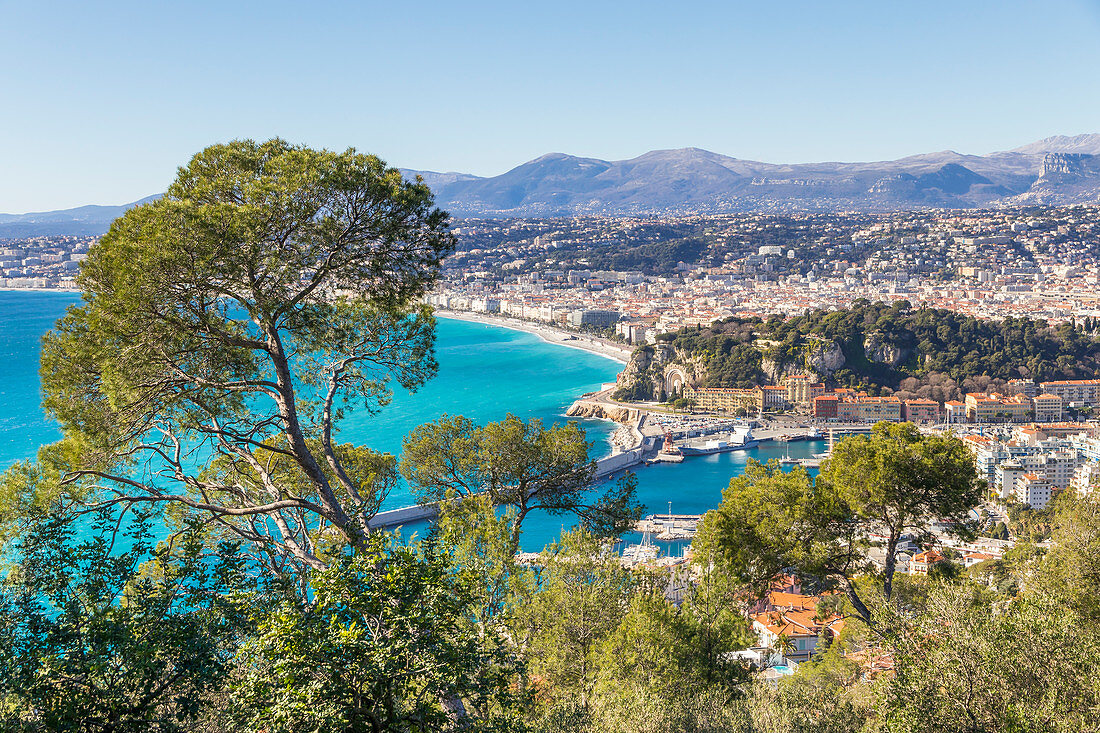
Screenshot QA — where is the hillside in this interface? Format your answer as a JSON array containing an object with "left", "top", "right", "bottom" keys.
[{"left": 615, "top": 301, "right": 1100, "bottom": 402}]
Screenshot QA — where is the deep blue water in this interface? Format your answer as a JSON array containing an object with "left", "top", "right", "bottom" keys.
[{"left": 0, "top": 291, "right": 821, "bottom": 551}]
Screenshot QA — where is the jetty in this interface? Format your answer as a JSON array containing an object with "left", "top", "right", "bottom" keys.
[{"left": 633, "top": 513, "right": 703, "bottom": 541}]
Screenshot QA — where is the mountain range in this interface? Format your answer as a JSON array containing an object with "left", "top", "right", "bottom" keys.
[
  {"left": 3, "top": 134, "right": 1099, "bottom": 237},
  {"left": 0, "top": 195, "right": 161, "bottom": 238},
  {"left": 409, "top": 133, "right": 1100, "bottom": 216}
]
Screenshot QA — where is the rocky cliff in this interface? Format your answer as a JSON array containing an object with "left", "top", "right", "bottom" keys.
[
  {"left": 565, "top": 400, "right": 638, "bottom": 424},
  {"left": 863, "top": 333, "right": 912, "bottom": 367}
]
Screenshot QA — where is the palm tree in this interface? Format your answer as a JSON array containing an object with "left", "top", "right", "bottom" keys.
[{"left": 770, "top": 632, "right": 797, "bottom": 664}]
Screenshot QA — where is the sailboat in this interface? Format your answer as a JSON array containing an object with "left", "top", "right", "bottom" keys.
[
  {"left": 779, "top": 440, "right": 799, "bottom": 466},
  {"left": 622, "top": 529, "right": 660, "bottom": 564}
]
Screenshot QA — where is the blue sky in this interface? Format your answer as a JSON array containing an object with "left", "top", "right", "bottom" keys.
[{"left": 2, "top": 0, "right": 1099, "bottom": 212}]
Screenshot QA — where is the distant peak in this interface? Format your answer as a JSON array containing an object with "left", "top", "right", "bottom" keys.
[{"left": 1007, "top": 133, "right": 1100, "bottom": 156}]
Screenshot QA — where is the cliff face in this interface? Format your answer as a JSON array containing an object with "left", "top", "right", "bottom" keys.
[
  {"left": 863, "top": 333, "right": 911, "bottom": 367},
  {"left": 761, "top": 339, "right": 847, "bottom": 382},
  {"left": 615, "top": 345, "right": 659, "bottom": 388},
  {"left": 1011, "top": 153, "right": 1100, "bottom": 204},
  {"left": 1038, "top": 152, "right": 1098, "bottom": 179},
  {"left": 616, "top": 344, "right": 694, "bottom": 399},
  {"left": 760, "top": 356, "right": 801, "bottom": 384},
  {"left": 565, "top": 400, "right": 638, "bottom": 424},
  {"left": 618, "top": 336, "right": 850, "bottom": 398},
  {"left": 806, "top": 339, "right": 847, "bottom": 374}
]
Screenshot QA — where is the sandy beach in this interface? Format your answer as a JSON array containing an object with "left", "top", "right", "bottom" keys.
[{"left": 435, "top": 309, "right": 633, "bottom": 367}]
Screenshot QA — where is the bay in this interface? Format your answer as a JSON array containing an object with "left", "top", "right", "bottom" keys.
[{"left": 0, "top": 290, "right": 822, "bottom": 551}]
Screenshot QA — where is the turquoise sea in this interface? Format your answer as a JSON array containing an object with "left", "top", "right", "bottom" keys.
[{"left": 0, "top": 291, "right": 822, "bottom": 551}]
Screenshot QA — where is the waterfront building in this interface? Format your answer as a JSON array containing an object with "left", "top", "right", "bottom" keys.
[
  {"left": 686, "top": 386, "right": 761, "bottom": 412},
  {"left": 761, "top": 385, "right": 789, "bottom": 409},
  {"left": 964, "top": 392, "right": 1033, "bottom": 423},
  {"left": 902, "top": 398, "right": 940, "bottom": 423},
  {"left": 813, "top": 393, "right": 838, "bottom": 420},
  {"left": 1038, "top": 379, "right": 1100, "bottom": 407},
  {"left": 944, "top": 400, "right": 966, "bottom": 424},
  {"left": 832, "top": 391, "right": 903, "bottom": 423},
  {"left": 782, "top": 374, "right": 825, "bottom": 406},
  {"left": 568, "top": 308, "right": 620, "bottom": 329},
  {"left": 1007, "top": 378, "right": 1037, "bottom": 398},
  {"left": 1032, "top": 393, "right": 1064, "bottom": 423}
]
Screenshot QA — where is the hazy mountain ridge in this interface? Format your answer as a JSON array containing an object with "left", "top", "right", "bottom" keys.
[
  {"left": 4, "top": 135, "right": 1099, "bottom": 237},
  {"left": 0, "top": 195, "right": 162, "bottom": 238},
  {"left": 403, "top": 134, "right": 1100, "bottom": 216}
]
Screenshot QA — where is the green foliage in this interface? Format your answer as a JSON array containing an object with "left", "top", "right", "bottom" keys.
[
  {"left": 671, "top": 397, "right": 696, "bottom": 411},
  {"left": 880, "top": 584, "right": 1100, "bottom": 733},
  {"left": 401, "top": 414, "right": 642, "bottom": 546},
  {"left": 0, "top": 511, "right": 253, "bottom": 732},
  {"left": 820, "top": 422, "right": 980, "bottom": 599},
  {"left": 612, "top": 372, "right": 655, "bottom": 402},
  {"left": 695, "top": 460, "right": 861, "bottom": 604},
  {"left": 698, "top": 425, "right": 980, "bottom": 622},
  {"left": 553, "top": 238, "right": 710, "bottom": 276},
  {"left": 1036, "top": 493, "right": 1100, "bottom": 621},
  {"left": 1007, "top": 499, "right": 1058, "bottom": 541},
  {"left": 751, "top": 645, "right": 876, "bottom": 733},
  {"left": 515, "top": 529, "right": 635, "bottom": 712},
  {"left": 662, "top": 300, "right": 1100, "bottom": 392},
  {"left": 432, "top": 493, "right": 535, "bottom": 632},
  {"left": 228, "top": 533, "right": 526, "bottom": 733}
]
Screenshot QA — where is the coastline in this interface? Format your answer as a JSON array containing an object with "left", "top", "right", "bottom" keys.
[
  {"left": 435, "top": 309, "right": 632, "bottom": 367},
  {"left": 0, "top": 287, "right": 81, "bottom": 293}
]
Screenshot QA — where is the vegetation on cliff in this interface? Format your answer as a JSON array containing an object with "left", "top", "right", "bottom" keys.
[{"left": 631, "top": 300, "right": 1100, "bottom": 400}]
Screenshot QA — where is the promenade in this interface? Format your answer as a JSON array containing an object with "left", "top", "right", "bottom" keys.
[{"left": 435, "top": 310, "right": 632, "bottom": 365}]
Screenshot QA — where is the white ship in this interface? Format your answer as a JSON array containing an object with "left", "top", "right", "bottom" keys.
[{"left": 678, "top": 425, "right": 758, "bottom": 456}]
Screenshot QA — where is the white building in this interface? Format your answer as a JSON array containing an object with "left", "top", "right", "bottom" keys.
[{"left": 1016, "top": 473, "right": 1053, "bottom": 510}]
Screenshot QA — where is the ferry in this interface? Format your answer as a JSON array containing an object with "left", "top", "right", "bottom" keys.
[{"left": 678, "top": 426, "right": 758, "bottom": 456}]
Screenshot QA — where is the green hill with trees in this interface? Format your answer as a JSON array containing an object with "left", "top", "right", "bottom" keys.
[{"left": 645, "top": 299, "right": 1100, "bottom": 401}]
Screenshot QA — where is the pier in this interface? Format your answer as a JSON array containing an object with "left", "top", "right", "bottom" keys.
[{"left": 633, "top": 513, "right": 703, "bottom": 540}]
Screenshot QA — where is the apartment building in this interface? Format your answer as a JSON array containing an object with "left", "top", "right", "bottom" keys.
[
  {"left": 1039, "top": 379, "right": 1100, "bottom": 407},
  {"left": 782, "top": 374, "right": 825, "bottom": 406},
  {"left": 1016, "top": 473, "right": 1053, "bottom": 510},
  {"left": 964, "top": 392, "right": 1033, "bottom": 423},
  {"left": 902, "top": 398, "right": 940, "bottom": 423},
  {"left": 686, "top": 387, "right": 761, "bottom": 412},
  {"left": 1032, "top": 393, "right": 1064, "bottom": 423}
]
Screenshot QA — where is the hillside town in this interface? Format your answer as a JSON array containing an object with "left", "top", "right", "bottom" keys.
[
  {"left": 430, "top": 205, "right": 1100, "bottom": 330},
  {"left": 0, "top": 235, "right": 92, "bottom": 289}
]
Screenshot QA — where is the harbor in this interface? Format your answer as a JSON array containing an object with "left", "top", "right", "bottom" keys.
[{"left": 632, "top": 513, "right": 703, "bottom": 541}]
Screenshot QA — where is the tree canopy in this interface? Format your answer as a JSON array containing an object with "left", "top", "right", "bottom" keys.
[
  {"left": 697, "top": 423, "right": 981, "bottom": 623},
  {"left": 9, "top": 139, "right": 454, "bottom": 573},
  {"left": 654, "top": 300, "right": 1100, "bottom": 397},
  {"left": 400, "top": 414, "right": 642, "bottom": 548}
]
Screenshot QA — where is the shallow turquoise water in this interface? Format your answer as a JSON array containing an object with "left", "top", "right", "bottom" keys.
[{"left": 0, "top": 291, "right": 821, "bottom": 551}]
